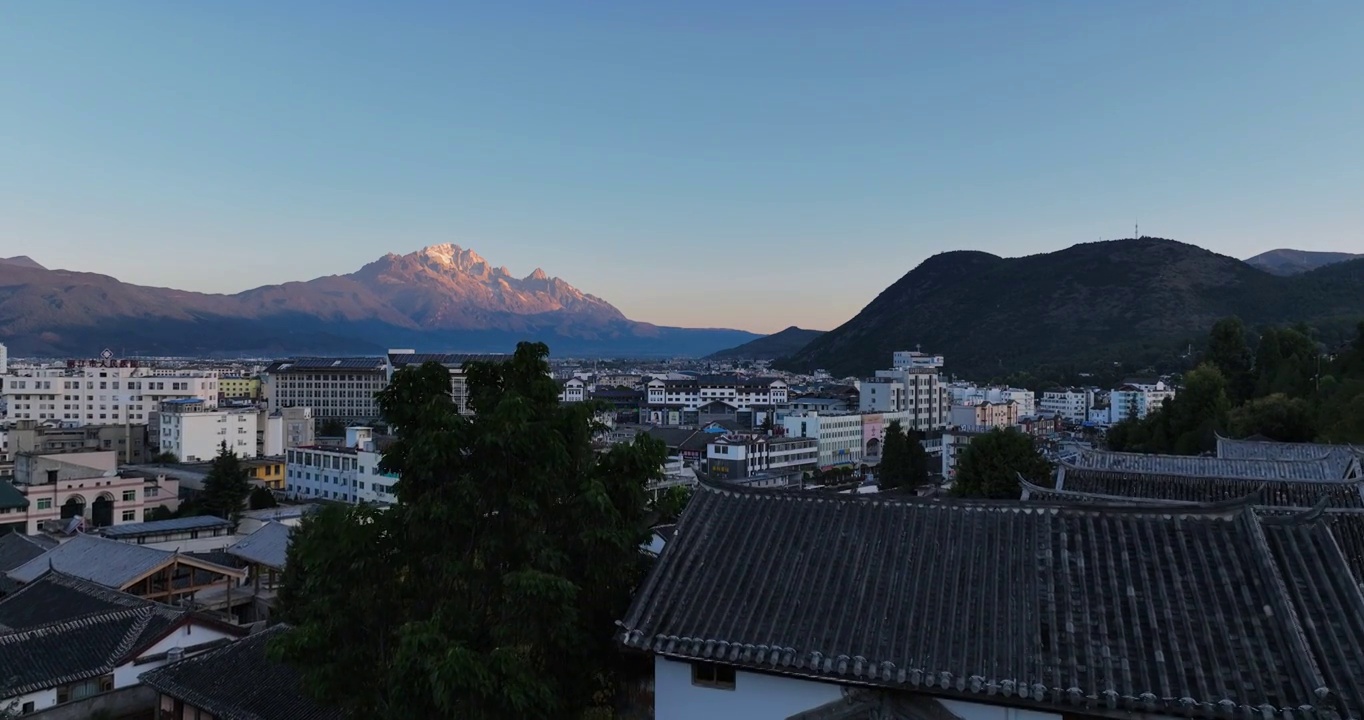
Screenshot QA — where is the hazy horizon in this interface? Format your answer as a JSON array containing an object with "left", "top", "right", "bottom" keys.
[{"left": 4, "top": 2, "right": 1362, "bottom": 333}]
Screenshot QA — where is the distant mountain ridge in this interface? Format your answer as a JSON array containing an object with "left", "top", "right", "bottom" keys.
[
  {"left": 705, "top": 326, "right": 825, "bottom": 361},
  {"left": 0, "top": 245, "right": 759, "bottom": 357},
  {"left": 0, "top": 256, "right": 45, "bottom": 270},
  {"left": 1244, "top": 249, "right": 1362, "bottom": 276},
  {"left": 783, "top": 237, "right": 1364, "bottom": 378}
]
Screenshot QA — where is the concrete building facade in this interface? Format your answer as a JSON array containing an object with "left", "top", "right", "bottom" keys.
[
  {"left": 157, "top": 399, "right": 259, "bottom": 463},
  {"left": 2, "top": 361, "right": 218, "bottom": 425}
]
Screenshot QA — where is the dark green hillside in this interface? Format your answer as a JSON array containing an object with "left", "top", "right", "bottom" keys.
[{"left": 782, "top": 238, "right": 1363, "bottom": 378}]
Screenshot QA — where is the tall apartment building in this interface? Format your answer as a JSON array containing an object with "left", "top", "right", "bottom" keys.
[
  {"left": 859, "top": 352, "right": 950, "bottom": 432},
  {"left": 0, "top": 342, "right": 7, "bottom": 375},
  {"left": 157, "top": 399, "right": 259, "bottom": 463},
  {"left": 262, "top": 357, "right": 388, "bottom": 424},
  {"left": 386, "top": 351, "right": 510, "bottom": 416},
  {"left": 1, "top": 361, "right": 218, "bottom": 425}
]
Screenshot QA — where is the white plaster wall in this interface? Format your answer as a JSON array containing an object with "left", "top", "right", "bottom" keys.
[
  {"left": 6, "top": 688, "right": 58, "bottom": 714},
  {"left": 113, "top": 622, "right": 240, "bottom": 688},
  {"left": 940, "top": 699, "right": 1060, "bottom": 720},
  {"left": 654, "top": 657, "right": 842, "bottom": 720}
]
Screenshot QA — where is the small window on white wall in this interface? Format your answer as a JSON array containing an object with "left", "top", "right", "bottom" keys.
[{"left": 690, "top": 662, "right": 736, "bottom": 690}]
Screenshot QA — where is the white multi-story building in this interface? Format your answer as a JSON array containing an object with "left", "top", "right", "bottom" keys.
[
  {"left": 559, "top": 378, "right": 587, "bottom": 403},
  {"left": 646, "top": 376, "right": 789, "bottom": 411},
  {"left": 947, "top": 384, "right": 1035, "bottom": 417},
  {"left": 892, "top": 350, "right": 944, "bottom": 370},
  {"left": 0, "top": 342, "right": 7, "bottom": 375},
  {"left": 950, "top": 401, "right": 1019, "bottom": 429},
  {"left": 1109, "top": 380, "right": 1176, "bottom": 422},
  {"left": 285, "top": 443, "right": 358, "bottom": 503},
  {"left": 861, "top": 365, "right": 949, "bottom": 433},
  {"left": 1, "top": 361, "right": 218, "bottom": 425},
  {"left": 705, "top": 435, "right": 818, "bottom": 483},
  {"left": 157, "top": 399, "right": 259, "bottom": 463},
  {"left": 1040, "top": 388, "right": 1094, "bottom": 423},
  {"left": 780, "top": 412, "right": 865, "bottom": 469},
  {"left": 263, "top": 357, "right": 388, "bottom": 425},
  {"left": 386, "top": 351, "right": 511, "bottom": 416},
  {"left": 261, "top": 406, "right": 316, "bottom": 457},
  {"left": 284, "top": 427, "right": 397, "bottom": 505}
]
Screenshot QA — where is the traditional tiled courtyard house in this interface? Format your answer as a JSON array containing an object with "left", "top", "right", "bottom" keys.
[{"left": 622, "top": 471, "right": 1364, "bottom": 720}]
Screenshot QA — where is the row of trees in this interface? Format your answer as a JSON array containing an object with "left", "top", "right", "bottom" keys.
[{"left": 1109, "top": 319, "right": 1364, "bottom": 453}]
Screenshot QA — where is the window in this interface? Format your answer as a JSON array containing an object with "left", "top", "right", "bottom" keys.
[
  {"left": 691, "top": 662, "right": 735, "bottom": 690},
  {"left": 122, "top": 509, "right": 137, "bottom": 522},
  {"left": 37, "top": 498, "right": 53, "bottom": 510},
  {"left": 122, "top": 490, "right": 137, "bottom": 502},
  {"left": 56, "top": 674, "right": 114, "bottom": 703}
]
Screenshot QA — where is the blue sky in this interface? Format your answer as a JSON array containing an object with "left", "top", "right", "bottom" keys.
[{"left": 2, "top": 2, "right": 1362, "bottom": 333}]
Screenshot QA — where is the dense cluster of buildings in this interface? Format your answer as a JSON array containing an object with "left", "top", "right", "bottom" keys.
[{"left": 5, "top": 335, "right": 1364, "bottom": 720}]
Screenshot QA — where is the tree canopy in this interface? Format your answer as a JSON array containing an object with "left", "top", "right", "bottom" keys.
[
  {"left": 1109, "top": 319, "right": 1364, "bottom": 452},
  {"left": 272, "top": 342, "right": 666, "bottom": 719},
  {"left": 199, "top": 442, "right": 251, "bottom": 520},
  {"left": 950, "top": 428, "right": 1053, "bottom": 499},
  {"left": 878, "top": 420, "right": 929, "bottom": 491}
]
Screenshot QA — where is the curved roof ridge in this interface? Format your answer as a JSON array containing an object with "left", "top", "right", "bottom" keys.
[
  {"left": 1020, "top": 473, "right": 1269, "bottom": 512},
  {"left": 695, "top": 475, "right": 1262, "bottom": 518}
]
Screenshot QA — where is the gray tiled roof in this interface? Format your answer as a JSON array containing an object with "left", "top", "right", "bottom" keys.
[
  {"left": 7, "top": 534, "right": 242, "bottom": 589},
  {"left": 140, "top": 624, "right": 343, "bottom": 720},
  {"left": 100, "top": 515, "right": 235, "bottom": 540},
  {"left": 0, "top": 570, "right": 151, "bottom": 631},
  {"left": 1052, "top": 464, "right": 1364, "bottom": 508},
  {"left": 6, "top": 534, "right": 173, "bottom": 587},
  {"left": 620, "top": 482, "right": 1364, "bottom": 718},
  {"left": 0, "top": 481, "right": 28, "bottom": 511},
  {"left": 1216, "top": 435, "right": 1363, "bottom": 478},
  {"left": 226, "top": 522, "right": 291, "bottom": 570},
  {"left": 0, "top": 533, "right": 58, "bottom": 574},
  {"left": 1070, "top": 449, "right": 1345, "bottom": 481},
  {"left": 1021, "top": 476, "right": 1364, "bottom": 589},
  {"left": 0, "top": 605, "right": 179, "bottom": 696}
]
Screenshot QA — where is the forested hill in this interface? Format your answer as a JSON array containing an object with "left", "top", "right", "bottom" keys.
[{"left": 781, "top": 238, "right": 1364, "bottom": 379}]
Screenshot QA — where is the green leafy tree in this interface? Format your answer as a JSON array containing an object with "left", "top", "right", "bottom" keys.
[
  {"left": 249, "top": 485, "right": 279, "bottom": 510},
  {"left": 272, "top": 343, "right": 666, "bottom": 719},
  {"left": 878, "top": 420, "right": 911, "bottom": 490},
  {"left": 650, "top": 485, "right": 693, "bottom": 523},
  {"left": 951, "top": 428, "right": 1053, "bottom": 499},
  {"left": 317, "top": 419, "right": 347, "bottom": 437},
  {"left": 150, "top": 451, "right": 179, "bottom": 464},
  {"left": 199, "top": 442, "right": 251, "bottom": 520},
  {"left": 1164, "top": 363, "right": 1231, "bottom": 455},
  {"left": 1227, "top": 393, "right": 1317, "bottom": 442},
  {"left": 145, "top": 505, "right": 176, "bottom": 521},
  {"left": 1205, "top": 317, "right": 1254, "bottom": 402}
]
